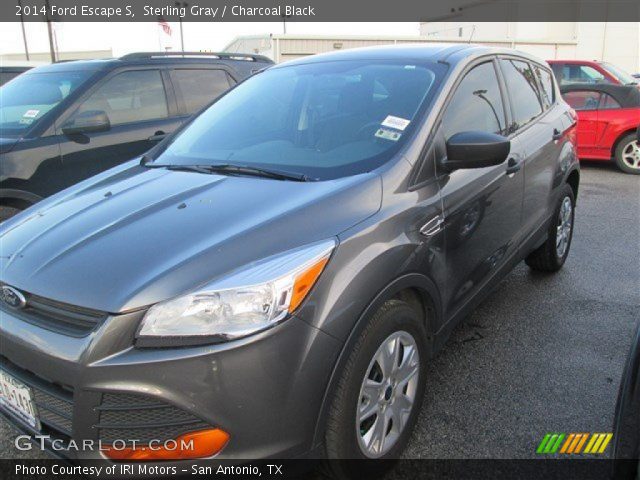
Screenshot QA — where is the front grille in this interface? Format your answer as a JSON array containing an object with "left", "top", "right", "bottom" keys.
[
  {"left": 0, "top": 284, "right": 107, "bottom": 336},
  {"left": 0, "top": 357, "right": 74, "bottom": 438},
  {"left": 95, "top": 393, "right": 212, "bottom": 444}
]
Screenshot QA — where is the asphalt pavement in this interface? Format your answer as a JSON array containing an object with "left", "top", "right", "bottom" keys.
[{"left": 0, "top": 161, "right": 638, "bottom": 459}]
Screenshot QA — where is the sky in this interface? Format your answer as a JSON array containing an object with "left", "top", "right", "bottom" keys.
[{"left": 0, "top": 22, "right": 420, "bottom": 58}]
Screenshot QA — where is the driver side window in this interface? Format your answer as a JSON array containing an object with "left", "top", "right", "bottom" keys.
[
  {"left": 75, "top": 70, "right": 168, "bottom": 126},
  {"left": 442, "top": 61, "right": 507, "bottom": 140}
]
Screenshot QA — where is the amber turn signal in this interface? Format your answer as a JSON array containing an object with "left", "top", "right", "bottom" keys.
[
  {"left": 289, "top": 256, "right": 330, "bottom": 312},
  {"left": 103, "top": 428, "right": 230, "bottom": 461}
]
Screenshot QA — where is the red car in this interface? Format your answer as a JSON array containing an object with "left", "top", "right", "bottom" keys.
[
  {"left": 548, "top": 59, "right": 639, "bottom": 87},
  {"left": 560, "top": 84, "right": 640, "bottom": 174}
]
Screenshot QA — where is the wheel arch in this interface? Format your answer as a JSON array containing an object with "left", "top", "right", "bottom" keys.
[
  {"left": 0, "top": 189, "right": 42, "bottom": 210},
  {"left": 611, "top": 128, "right": 639, "bottom": 158},
  {"left": 566, "top": 168, "right": 580, "bottom": 202},
  {"left": 311, "top": 272, "right": 442, "bottom": 450}
]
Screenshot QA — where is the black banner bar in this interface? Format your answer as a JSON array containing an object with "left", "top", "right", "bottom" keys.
[
  {"left": 0, "top": 459, "right": 636, "bottom": 480},
  {"left": 3, "top": 0, "right": 640, "bottom": 22}
]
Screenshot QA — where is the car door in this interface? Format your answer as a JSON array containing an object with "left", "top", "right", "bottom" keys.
[
  {"left": 56, "top": 68, "right": 183, "bottom": 187},
  {"left": 499, "top": 58, "right": 566, "bottom": 236},
  {"left": 593, "top": 92, "right": 626, "bottom": 155},
  {"left": 561, "top": 89, "right": 600, "bottom": 155},
  {"left": 437, "top": 59, "right": 524, "bottom": 316}
]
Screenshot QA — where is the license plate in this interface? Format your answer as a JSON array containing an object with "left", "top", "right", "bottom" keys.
[{"left": 0, "top": 370, "right": 40, "bottom": 430}]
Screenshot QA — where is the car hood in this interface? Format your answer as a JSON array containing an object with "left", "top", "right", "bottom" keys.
[
  {"left": 0, "top": 137, "right": 19, "bottom": 154},
  {"left": 0, "top": 163, "right": 382, "bottom": 312}
]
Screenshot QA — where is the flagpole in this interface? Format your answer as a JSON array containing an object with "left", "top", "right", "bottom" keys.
[
  {"left": 175, "top": 1, "right": 188, "bottom": 53},
  {"left": 43, "top": 0, "right": 56, "bottom": 62},
  {"left": 18, "top": 0, "right": 30, "bottom": 60}
]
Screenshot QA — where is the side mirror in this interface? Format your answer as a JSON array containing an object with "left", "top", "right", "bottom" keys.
[
  {"left": 62, "top": 110, "right": 110, "bottom": 135},
  {"left": 443, "top": 131, "right": 511, "bottom": 172}
]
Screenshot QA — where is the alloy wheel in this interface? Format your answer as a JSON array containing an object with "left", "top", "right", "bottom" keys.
[
  {"left": 556, "top": 196, "right": 573, "bottom": 258},
  {"left": 621, "top": 140, "right": 640, "bottom": 171},
  {"left": 356, "top": 331, "right": 420, "bottom": 458}
]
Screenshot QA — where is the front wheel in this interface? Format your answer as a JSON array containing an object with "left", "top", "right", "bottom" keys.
[
  {"left": 614, "top": 133, "right": 640, "bottom": 175},
  {"left": 324, "top": 299, "right": 427, "bottom": 466},
  {"left": 525, "top": 183, "right": 575, "bottom": 272}
]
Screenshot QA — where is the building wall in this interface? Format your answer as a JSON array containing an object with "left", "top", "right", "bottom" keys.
[
  {"left": 0, "top": 49, "right": 113, "bottom": 63},
  {"left": 420, "top": 22, "right": 640, "bottom": 72}
]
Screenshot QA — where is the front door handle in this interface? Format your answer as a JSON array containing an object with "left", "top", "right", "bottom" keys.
[
  {"left": 420, "top": 215, "right": 445, "bottom": 237},
  {"left": 505, "top": 157, "right": 522, "bottom": 175},
  {"left": 148, "top": 131, "right": 167, "bottom": 142}
]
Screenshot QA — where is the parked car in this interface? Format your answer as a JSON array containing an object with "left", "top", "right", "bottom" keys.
[
  {"left": 0, "top": 45, "right": 579, "bottom": 465},
  {"left": 612, "top": 323, "right": 640, "bottom": 480},
  {"left": 633, "top": 73, "right": 640, "bottom": 80},
  {"left": 0, "top": 51, "right": 273, "bottom": 221},
  {"left": 0, "top": 65, "right": 33, "bottom": 86},
  {"left": 548, "top": 59, "right": 639, "bottom": 87},
  {"left": 560, "top": 84, "right": 640, "bottom": 174}
]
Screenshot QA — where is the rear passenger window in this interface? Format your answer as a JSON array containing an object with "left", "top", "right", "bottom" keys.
[
  {"left": 500, "top": 59, "right": 543, "bottom": 130},
  {"left": 562, "top": 91, "right": 600, "bottom": 110},
  {"left": 599, "top": 93, "right": 621, "bottom": 109},
  {"left": 77, "top": 70, "right": 168, "bottom": 125},
  {"left": 533, "top": 64, "right": 554, "bottom": 108},
  {"left": 170, "top": 69, "right": 233, "bottom": 114},
  {"left": 442, "top": 62, "right": 507, "bottom": 140}
]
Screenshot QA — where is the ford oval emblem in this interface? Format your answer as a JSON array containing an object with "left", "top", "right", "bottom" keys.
[{"left": 0, "top": 286, "right": 27, "bottom": 309}]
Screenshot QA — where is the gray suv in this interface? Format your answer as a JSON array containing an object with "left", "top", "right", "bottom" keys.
[{"left": 0, "top": 45, "right": 579, "bottom": 463}]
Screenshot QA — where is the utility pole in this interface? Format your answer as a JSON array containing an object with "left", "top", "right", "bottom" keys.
[
  {"left": 18, "top": 0, "right": 30, "bottom": 60},
  {"left": 43, "top": 0, "right": 56, "bottom": 62},
  {"left": 282, "top": 14, "right": 292, "bottom": 34}
]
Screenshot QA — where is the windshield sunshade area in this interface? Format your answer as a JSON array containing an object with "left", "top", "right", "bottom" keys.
[
  {"left": 0, "top": 71, "right": 92, "bottom": 137},
  {"left": 154, "top": 60, "right": 442, "bottom": 180}
]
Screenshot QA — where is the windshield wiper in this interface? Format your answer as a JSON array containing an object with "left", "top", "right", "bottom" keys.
[{"left": 144, "top": 162, "right": 313, "bottom": 182}]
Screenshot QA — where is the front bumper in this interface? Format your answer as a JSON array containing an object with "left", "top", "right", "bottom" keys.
[{"left": 0, "top": 305, "right": 341, "bottom": 460}]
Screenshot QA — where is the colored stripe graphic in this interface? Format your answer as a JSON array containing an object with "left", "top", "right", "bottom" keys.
[
  {"left": 538, "top": 433, "right": 613, "bottom": 455},
  {"left": 560, "top": 433, "right": 575, "bottom": 453},
  {"left": 537, "top": 434, "right": 551, "bottom": 454},
  {"left": 585, "top": 433, "right": 613, "bottom": 454},
  {"left": 574, "top": 433, "right": 589, "bottom": 454}
]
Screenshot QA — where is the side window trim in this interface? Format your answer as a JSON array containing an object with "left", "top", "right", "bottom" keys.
[
  {"left": 160, "top": 68, "right": 180, "bottom": 117},
  {"left": 497, "top": 55, "right": 549, "bottom": 137},
  {"left": 530, "top": 61, "right": 556, "bottom": 109}
]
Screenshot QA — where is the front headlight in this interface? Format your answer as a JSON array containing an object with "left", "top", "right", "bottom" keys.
[{"left": 136, "top": 239, "right": 336, "bottom": 346}]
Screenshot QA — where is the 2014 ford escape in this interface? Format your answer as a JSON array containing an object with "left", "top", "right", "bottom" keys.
[{"left": 0, "top": 45, "right": 579, "bottom": 463}]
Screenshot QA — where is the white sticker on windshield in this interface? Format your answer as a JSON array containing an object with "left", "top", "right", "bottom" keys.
[
  {"left": 23, "top": 109, "right": 40, "bottom": 118},
  {"left": 375, "top": 127, "right": 402, "bottom": 142},
  {"left": 381, "top": 115, "right": 410, "bottom": 131}
]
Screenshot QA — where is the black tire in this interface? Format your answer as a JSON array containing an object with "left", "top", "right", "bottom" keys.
[
  {"left": 0, "top": 205, "right": 22, "bottom": 223},
  {"left": 525, "top": 183, "right": 575, "bottom": 272},
  {"left": 324, "top": 299, "right": 427, "bottom": 471},
  {"left": 614, "top": 133, "right": 640, "bottom": 175}
]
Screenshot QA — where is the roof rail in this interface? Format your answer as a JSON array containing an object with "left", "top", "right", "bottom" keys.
[{"left": 119, "top": 51, "right": 272, "bottom": 63}]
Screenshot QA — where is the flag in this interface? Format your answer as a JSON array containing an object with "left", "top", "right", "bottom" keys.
[{"left": 158, "top": 19, "right": 172, "bottom": 37}]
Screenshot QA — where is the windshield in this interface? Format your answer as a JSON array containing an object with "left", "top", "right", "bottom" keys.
[
  {"left": 0, "top": 70, "right": 93, "bottom": 137},
  {"left": 154, "top": 60, "right": 441, "bottom": 180},
  {"left": 601, "top": 62, "right": 637, "bottom": 85}
]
